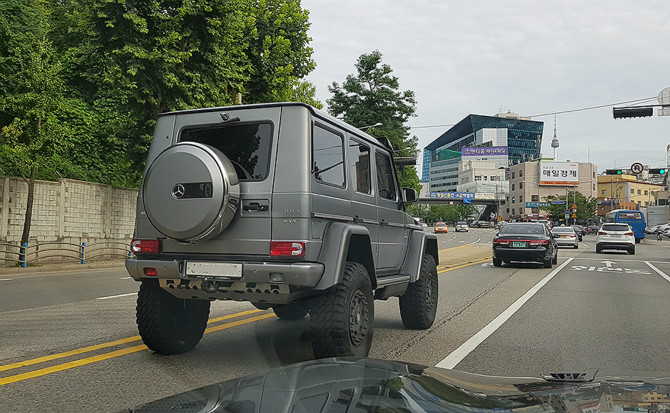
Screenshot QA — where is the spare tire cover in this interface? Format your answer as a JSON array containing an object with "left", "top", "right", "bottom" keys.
[{"left": 143, "top": 142, "right": 240, "bottom": 241}]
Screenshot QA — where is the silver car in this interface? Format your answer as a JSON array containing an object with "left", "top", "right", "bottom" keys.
[
  {"left": 455, "top": 221, "right": 469, "bottom": 232},
  {"left": 126, "top": 102, "right": 439, "bottom": 359},
  {"left": 551, "top": 226, "right": 579, "bottom": 249}
]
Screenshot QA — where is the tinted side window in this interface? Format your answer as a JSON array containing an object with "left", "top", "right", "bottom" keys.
[
  {"left": 313, "top": 125, "right": 345, "bottom": 187},
  {"left": 349, "top": 138, "right": 371, "bottom": 194},
  {"left": 375, "top": 151, "right": 397, "bottom": 201},
  {"left": 180, "top": 122, "right": 272, "bottom": 181}
]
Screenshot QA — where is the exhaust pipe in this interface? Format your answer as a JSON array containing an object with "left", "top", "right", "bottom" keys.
[{"left": 201, "top": 280, "right": 220, "bottom": 293}]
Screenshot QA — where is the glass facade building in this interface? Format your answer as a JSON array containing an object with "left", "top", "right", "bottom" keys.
[{"left": 421, "top": 114, "right": 544, "bottom": 181}]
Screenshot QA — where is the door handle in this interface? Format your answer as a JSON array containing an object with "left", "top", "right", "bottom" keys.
[{"left": 243, "top": 202, "right": 268, "bottom": 212}]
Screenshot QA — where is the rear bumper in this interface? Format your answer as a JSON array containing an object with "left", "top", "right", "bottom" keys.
[
  {"left": 597, "top": 242, "right": 633, "bottom": 250},
  {"left": 555, "top": 238, "right": 578, "bottom": 247},
  {"left": 126, "top": 258, "right": 325, "bottom": 304},
  {"left": 126, "top": 258, "right": 324, "bottom": 286},
  {"left": 493, "top": 247, "right": 550, "bottom": 263}
]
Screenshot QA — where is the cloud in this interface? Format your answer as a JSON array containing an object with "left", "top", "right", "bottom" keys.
[{"left": 302, "top": 0, "right": 670, "bottom": 173}]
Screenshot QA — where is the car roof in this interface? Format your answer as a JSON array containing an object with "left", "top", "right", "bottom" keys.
[{"left": 157, "top": 102, "right": 394, "bottom": 152}]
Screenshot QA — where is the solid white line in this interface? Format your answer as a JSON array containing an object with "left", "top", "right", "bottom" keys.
[
  {"left": 0, "top": 278, "right": 12, "bottom": 281},
  {"left": 119, "top": 276, "right": 132, "bottom": 280},
  {"left": 435, "top": 257, "right": 574, "bottom": 369},
  {"left": 644, "top": 261, "right": 670, "bottom": 284},
  {"left": 96, "top": 292, "right": 137, "bottom": 300}
]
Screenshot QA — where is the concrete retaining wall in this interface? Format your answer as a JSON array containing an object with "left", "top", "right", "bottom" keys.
[{"left": 0, "top": 177, "right": 138, "bottom": 264}]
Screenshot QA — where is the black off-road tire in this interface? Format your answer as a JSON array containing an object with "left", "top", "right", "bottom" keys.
[
  {"left": 273, "top": 303, "right": 309, "bottom": 320},
  {"left": 492, "top": 257, "right": 502, "bottom": 267},
  {"left": 399, "top": 254, "right": 438, "bottom": 329},
  {"left": 309, "top": 262, "right": 374, "bottom": 359},
  {"left": 136, "top": 280, "right": 210, "bottom": 355}
]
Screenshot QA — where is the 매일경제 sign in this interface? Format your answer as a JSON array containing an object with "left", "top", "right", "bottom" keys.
[{"left": 540, "top": 162, "right": 579, "bottom": 186}]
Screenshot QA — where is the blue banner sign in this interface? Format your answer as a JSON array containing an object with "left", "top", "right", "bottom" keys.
[
  {"left": 430, "top": 192, "right": 476, "bottom": 199},
  {"left": 525, "top": 202, "right": 550, "bottom": 208},
  {"left": 461, "top": 146, "right": 509, "bottom": 156},
  {"left": 551, "top": 200, "right": 566, "bottom": 205}
]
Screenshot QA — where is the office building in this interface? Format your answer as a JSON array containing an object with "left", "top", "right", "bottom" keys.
[
  {"left": 506, "top": 160, "right": 598, "bottom": 220},
  {"left": 422, "top": 113, "right": 544, "bottom": 182}
]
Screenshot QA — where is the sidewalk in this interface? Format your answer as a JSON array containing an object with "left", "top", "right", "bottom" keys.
[{"left": 0, "top": 259, "right": 126, "bottom": 275}]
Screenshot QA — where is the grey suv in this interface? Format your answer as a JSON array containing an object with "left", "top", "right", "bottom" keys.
[{"left": 126, "top": 103, "right": 439, "bottom": 358}]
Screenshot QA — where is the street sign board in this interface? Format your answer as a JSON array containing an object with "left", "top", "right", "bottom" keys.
[
  {"left": 429, "top": 192, "right": 475, "bottom": 199},
  {"left": 630, "top": 162, "right": 644, "bottom": 175},
  {"left": 552, "top": 200, "right": 566, "bottom": 205},
  {"left": 525, "top": 202, "right": 550, "bottom": 208},
  {"left": 571, "top": 213, "right": 577, "bottom": 218},
  {"left": 565, "top": 209, "right": 570, "bottom": 214}
]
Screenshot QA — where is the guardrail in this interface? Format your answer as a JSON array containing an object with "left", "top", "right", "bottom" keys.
[{"left": 0, "top": 239, "right": 131, "bottom": 267}]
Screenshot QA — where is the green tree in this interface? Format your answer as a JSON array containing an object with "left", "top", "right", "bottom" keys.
[
  {"left": 327, "top": 50, "right": 420, "bottom": 191},
  {"left": 0, "top": 0, "right": 78, "bottom": 245},
  {"left": 540, "top": 191, "right": 597, "bottom": 224},
  {"left": 243, "top": 0, "right": 316, "bottom": 103}
]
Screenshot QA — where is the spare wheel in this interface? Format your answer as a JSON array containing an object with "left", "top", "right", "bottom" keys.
[{"left": 143, "top": 142, "right": 240, "bottom": 241}]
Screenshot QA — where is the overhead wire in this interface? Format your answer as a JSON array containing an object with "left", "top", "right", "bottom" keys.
[{"left": 407, "top": 96, "right": 658, "bottom": 129}]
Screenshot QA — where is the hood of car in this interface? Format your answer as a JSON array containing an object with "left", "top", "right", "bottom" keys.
[{"left": 127, "top": 358, "right": 670, "bottom": 413}]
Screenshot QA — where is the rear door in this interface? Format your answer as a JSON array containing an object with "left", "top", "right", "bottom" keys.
[
  {"left": 348, "top": 136, "right": 378, "bottom": 265},
  {"left": 374, "top": 149, "right": 407, "bottom": 271},
  {"left": 162, "top": 107, "right": 280, "bottom": 256}
]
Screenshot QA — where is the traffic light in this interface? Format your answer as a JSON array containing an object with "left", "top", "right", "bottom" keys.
[
  {"left": 605, "top": 169, "right": 623, "bottom": 175},
  {"left": 649, "top": 168, "right": 667, "bottom": 174},
  {"left": 613, "top": 107, "right": 653, "bottom": 119}
]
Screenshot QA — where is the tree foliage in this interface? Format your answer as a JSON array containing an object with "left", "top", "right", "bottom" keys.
[
  {"left": 327, "top": 50, "right": 420, "bottom": 191},
  {"left": 0, "top": 0, "right": 319, "bottom": 188},
  {"left": 540, "top": 191, "right": 597, "bottom": 224},
  {"left": 406, "top": 203, "right": 478, "bottom": 224}
]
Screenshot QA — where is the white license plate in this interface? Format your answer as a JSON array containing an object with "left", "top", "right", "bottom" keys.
[{"left": 185, "top": 262, "right": 242, "bottom": 278}]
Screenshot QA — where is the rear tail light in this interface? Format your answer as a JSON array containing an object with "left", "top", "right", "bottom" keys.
[
  {"left": 493, "top": 239, "right": 509, "bottom": 245},
  {"left": 131, "top": 239, "right": 160, "bottom": 254},
  {"left": 598, "top": 231, "right": 606, "bottom": 235},
  {"left": 143, "top": 268, "right": 158, "bottom": 276},
  {"left": 271, "top": 241, "right": 305, "bottom": 257},
  {"left": 624, "top": 231, "right": 634, "bottom": 236},
  {"left": 529, "top": 240, "right": 549, "bottom": 246}
]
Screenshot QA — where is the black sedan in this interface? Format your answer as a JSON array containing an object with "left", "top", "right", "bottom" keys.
[{"left": 492, "top": 222, "right": 558, "bottom": 268}]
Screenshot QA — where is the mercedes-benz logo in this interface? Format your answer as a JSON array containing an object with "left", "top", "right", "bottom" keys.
[{"left": 172, "top": 183, "right": 185, "bottom": 199}]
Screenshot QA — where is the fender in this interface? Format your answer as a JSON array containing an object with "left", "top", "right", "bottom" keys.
[
  {"left": 401, "top": 231, "right": 438, "bottom": 282},
  {"left": 313, "top": 222, "right": 376, "bottom": 290}
]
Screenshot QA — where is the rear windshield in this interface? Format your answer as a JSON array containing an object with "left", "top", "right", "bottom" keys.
[
  {"left": 618, "top": 212, "right": 642, "bottom": 220},
  {"left": 180, "top": 122, "right": 273, "bottom": 181},
  {"left": 602, "top": 224, "right": 629, "bottom": 231},
  {"left": 456, "top": 221, "right": 467, "bottom": 225},
  {"left": 435, "top": 222, "right": 446, "bottom": 226},
  {"left": 499, "top": 224, "right": 545, "bottom": 235}
]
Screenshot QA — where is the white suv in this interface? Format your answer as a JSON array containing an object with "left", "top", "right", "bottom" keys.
[{"left": 596, "top": 223, "right": 635, "bottom": 255}]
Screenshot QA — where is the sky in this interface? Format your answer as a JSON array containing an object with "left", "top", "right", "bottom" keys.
[{"left": 301, "top": 0, "right": 670, "bottom": 176}]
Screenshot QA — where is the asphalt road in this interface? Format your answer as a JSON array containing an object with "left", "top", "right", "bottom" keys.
[{"left": 1, "top": 227, "right": 669, "bottom": 412}]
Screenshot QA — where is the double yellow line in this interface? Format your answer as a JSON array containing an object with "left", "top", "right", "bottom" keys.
[
  {"left": 0, "top": 309, "right": 275, "bottom": 386},
  {"left": 438, "top": 256, "right": 491, "bottom": 273}
]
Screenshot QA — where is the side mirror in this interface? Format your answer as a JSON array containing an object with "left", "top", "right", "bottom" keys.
[{"left": 402, "top": 188, "right": 418, "bottom": 203}]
